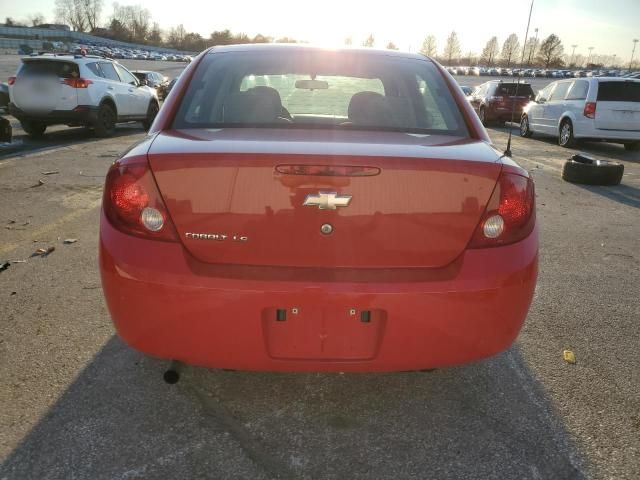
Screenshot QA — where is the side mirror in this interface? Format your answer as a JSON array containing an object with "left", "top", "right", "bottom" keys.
[
  {"left": 536, "top": 96, "right": 546, "bottom": 104},
  {"left": 139, "top": 79, "right": 148, "bottom": 86}
]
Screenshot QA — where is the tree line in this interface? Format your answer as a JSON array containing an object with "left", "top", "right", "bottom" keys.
[
  {"left": 4, "top": 2, "right": 624, "bottom": 68},
  {"left": 418, "top": 31, "right": 617, "bottom": 69}
]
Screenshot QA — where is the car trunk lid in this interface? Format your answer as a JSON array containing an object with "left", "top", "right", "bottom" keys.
[{"left": 148, "top": 129, "right": 502, "bottom": 269}]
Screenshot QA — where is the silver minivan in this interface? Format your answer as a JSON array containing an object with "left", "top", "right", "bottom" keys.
[{"left": 520, "top": 78, "right": 640, "bottom": 151}]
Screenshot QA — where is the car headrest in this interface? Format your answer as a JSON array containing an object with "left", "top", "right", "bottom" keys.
[
  {"left": 347, "top": 91, "right": 394, "bottom": 127},
  {"left": 223, "top": 86, "right": 283, "bottom": 123}
]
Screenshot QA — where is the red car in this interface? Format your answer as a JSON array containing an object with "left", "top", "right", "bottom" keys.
[
  {"left": 100, "top": 45, "right": 538, "bottom": 373},
  {"left": 468, "top": 81, "right": 536, "bottom": 126}
]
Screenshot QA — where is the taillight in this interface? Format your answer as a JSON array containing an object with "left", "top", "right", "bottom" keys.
[
  {"left": 583, "top": 102, "right": 596, "bottom": 119},
  {"left": 62, "top": 77, "right": 93, "bottom": 88},
  {"left": 103, "top": 160, "right": 178, "bottom": 242},
  {"left": 468, "top": 171, "right": 535, "bottom": 248},
  {"left": 8, "top": 76, "right": 16, "bottom": 86}
]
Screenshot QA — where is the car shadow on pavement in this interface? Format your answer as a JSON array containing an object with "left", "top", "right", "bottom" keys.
[
  {"left": 574, "top": 183, "right": 640, "bottom": 209},
  {"left": 0, "top": 336, "right": 587, "bottom": 480},
  {"left": 0, "top": 124, "right": 146, "bottom": 158}
]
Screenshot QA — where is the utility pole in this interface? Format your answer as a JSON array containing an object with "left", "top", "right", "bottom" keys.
[
  {"left": 631, "top": 39, "right": 639, "bottom": 72},
  {"left": 527, "top": 28, "right": 539, "bottom": 65},
  {"left": 612, "top": 54, "right": 616, "bottom": 69},
  {"left": 587, "top": 46, "right": 594, "bottom": 66},
  {"left": 570, "top": 44, "right": 578, "bottom": 66}
]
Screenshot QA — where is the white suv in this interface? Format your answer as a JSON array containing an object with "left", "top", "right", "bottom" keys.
[
  {"left": 8, "top": 54, "right": 159, "bottom": 138},
  {"left": 520, "top": 77, "right": 640, "bottom": 151}
]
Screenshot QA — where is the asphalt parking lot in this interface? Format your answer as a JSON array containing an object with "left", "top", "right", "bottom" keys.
[{"left": 1, "top": 55, "right": 639, "bottom": 480}]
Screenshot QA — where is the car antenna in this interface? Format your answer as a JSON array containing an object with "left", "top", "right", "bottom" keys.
[{"left": 504, "top": 0, "right": 535, "bottom": 158}]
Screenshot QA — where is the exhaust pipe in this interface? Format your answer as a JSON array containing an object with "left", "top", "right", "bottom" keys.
[{"left": 163, "top": 360, "right": 182, "bottom": 384}]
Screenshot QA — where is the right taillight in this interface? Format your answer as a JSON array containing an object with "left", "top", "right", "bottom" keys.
[
  {"left": 8, "top": 76, "right": 16, "bottom": 86},
  {"left": 468, "top": 171, "right": 535, "bottom": 248},
  {"left": 583, "top": 102, "right": 597, "bottom": 119},
  {"left": 62, "top": 77, "right": 93, "bottom": 88},
  {"left": 103, "top": 159, "right": 178, "bottom": 242}
]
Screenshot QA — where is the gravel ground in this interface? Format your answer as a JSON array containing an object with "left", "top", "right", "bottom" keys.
[{"left": 0, "top": 53, "right": 639, "bottom": 480}]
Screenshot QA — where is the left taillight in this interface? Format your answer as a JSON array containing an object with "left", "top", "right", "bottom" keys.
[
  {"left": 583, "top": 102, "right": 596, "bottom": 119},
  {"left": 62, "top": 77, "right": 93, "bottom": 88},
  {"left": 468, "top": 171, "right": 536, "bottom": 248},
  {"left": 103, "top": 160, "right": 178, "bottom": 242}
]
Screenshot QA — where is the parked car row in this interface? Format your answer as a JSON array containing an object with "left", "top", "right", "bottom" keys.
[
  {"left": 447, "top": 66, "right": 638, "bottom": 79},
  {"left": 463, "top": 78, "right": 640, "bottom": 151},
  {"left": 65, "top": 43, "right": 193, "bottom": 62}
]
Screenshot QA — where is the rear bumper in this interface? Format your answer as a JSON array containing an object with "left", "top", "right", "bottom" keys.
[
  {"left": 8, "top": 103, "right": 98, "bottom": 125},
  {"left": 99, "top": 212, "right": 538, "bottom": 372},
  {"left": 573, "top": 119, "right": 640, "bottom": 141},
  {"left": 487, "top": 105, "right": 525, "bottom": 122}
]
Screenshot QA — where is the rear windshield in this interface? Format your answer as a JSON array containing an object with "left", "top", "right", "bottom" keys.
[
  {"left": 495, "top": 84, "right": 535, "bottom": 97},
  {"left": 19, "top": 60, "right": 79, "bottom": 79},
  {"left": 597, "top": 81, "right": 640, "bottom": 102},
  {"left": 173, "top": 51, "right": 469, "bottom": 136}
]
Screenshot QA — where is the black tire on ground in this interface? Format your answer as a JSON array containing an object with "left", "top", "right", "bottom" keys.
[
  {"left": 142, "top": 101, "right": 159, "bottom": 131},
  {"left": 520, "top": 115, "right": 533, "bottom": 138},
  {"left": 624, "top": 142, "right": 640, "bottom": 152},
  {"left": 561, "top": 156, "right": 624, "bottom": 186},
  {"left": 20, "top": 120, "right": 46, "bottom": 138},
  {"left": 558, "top": 119, "right": 577, "bottom": 148},
  {"left": 93, "top": 103, "right": 116, "bottom": 138}
]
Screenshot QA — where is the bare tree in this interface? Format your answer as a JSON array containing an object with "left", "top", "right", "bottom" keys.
[
  {"left": 522, "top": 37, "right": 538, "bottom": 66},
  {"left": 55, "top": 0, "right": 88, "bottom": 31},
  {"left": 537, "top": 34, "right": 564, "bottom": 68},
  {"left": 501, "top": 34, "right": 520, "bottom": 68},
  {"left": 480, "top": 37, "right": 499, "bottom": 66},
  {"left": 81, "top": 0, "right": 103, "bottom": 31},
  {"left": 27, "top": 13, "right": 46, "bottom": 27},
  {"left": 443, "top": 31, "right": 461, "bottom": 65},
  {"left": 147, "top": 22, "right": 162, "bottom": 45},
  {"left": 362, "top": 34, "right": 375, "bottom": 48},
  {"left": 344, "top": 36, "right": 352, "bottom": 46},
  {"left": 111, "top": 3, "right": 151, "bottom": 43},
  {"left": 420, "top": 35, "right": 437, "bottom": 57},
  {"left": 465, "top": 51, "right": 477, "bottom": 65},
  {"left": 209, "top": 29, "right": 234, "bottom": 46},
  {"left": 386, "top": 42, "right": 398, "bottom": 50}
]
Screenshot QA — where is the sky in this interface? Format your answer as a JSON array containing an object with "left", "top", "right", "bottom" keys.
[{"left": 3, "top": 0, "right": 639, "bottom": 62}]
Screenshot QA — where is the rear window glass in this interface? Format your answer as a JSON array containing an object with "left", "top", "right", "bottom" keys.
[
  {"left": 495, "top": 84, "right": 534, "bottom": 97},
  {"left": 19, "top": 60, "right": 79, "bottom": 79},
  {"left": 173, "top": 51, "right": 469, "bottom": 136},
  {"left": 597, "top": 82, "right": 640, "bottom": 102}
]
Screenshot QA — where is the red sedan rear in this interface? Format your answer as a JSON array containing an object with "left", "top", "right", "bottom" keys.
[{"left": 100, "top": 45, "right": 537, "bottom": 372}]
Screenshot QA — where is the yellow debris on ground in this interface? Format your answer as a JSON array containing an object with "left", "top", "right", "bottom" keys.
[{"left": 563, "top": 350, "right": 576, "bottom": 364}]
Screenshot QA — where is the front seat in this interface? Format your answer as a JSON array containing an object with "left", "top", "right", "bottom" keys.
[
  {"left": 223, "top": 86, "right": 291, "bottom": 124},
  {"left": 347, "top": 91, "right": 395, "bottom": 127}
]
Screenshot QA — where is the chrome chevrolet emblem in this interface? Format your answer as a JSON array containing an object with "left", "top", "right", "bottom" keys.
[{"left": 303, "top": 192, "right": 352, "bottom": 210}]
